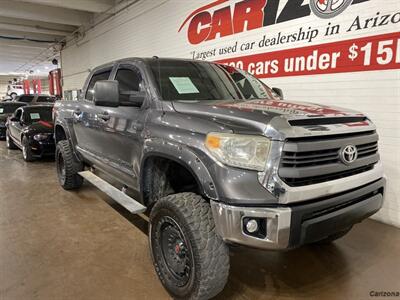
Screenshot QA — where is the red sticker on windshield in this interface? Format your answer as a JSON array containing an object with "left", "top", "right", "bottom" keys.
[{"left": 38, "top": 121, "right": 53, "bottom": 128}]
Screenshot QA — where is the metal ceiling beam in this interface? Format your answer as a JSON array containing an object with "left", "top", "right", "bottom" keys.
[
  {"left": 0, "top": 29, "right": 62, "bottom": 42},
  {"left": 0, "top": 23, "right": 73, "bottom": 36},
  {"left": 0, "top": 1, "right": 93, "bottom": 26},
  {"left": 0, "top": 40, "right": 51, "bottom": 49},
  {"left": 0, "top": 16, "right": 77, "bottom": 33},
  {"left": 12, "top": 0, "right": 115, "bottom": 13}
]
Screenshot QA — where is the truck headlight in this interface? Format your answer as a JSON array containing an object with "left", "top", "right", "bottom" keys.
[
  {"left": 34, "top": 133, "right": 51, "bottom": 141},
  {"left": 205, "top": 133, "right": 270, "bottom": 171}
]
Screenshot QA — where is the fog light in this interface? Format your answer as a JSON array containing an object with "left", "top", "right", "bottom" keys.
[{"left": 245, "top": 219, "right": 258, "bottom": 233}]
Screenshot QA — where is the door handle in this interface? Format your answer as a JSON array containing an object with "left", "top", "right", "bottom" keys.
[
  {"left": 73, "top": 109, "right": 82, "bottom": 122},
  {"left": 98, "top": 112, "right": 110, "bottom": 121}
]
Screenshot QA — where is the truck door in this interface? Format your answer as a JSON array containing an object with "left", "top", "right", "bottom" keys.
[
  {"left": 96, "top": 63, "right": 148, "bottom": 189},
  {"left": 73, "top": 67, "right": 113, "bottom": 159}
]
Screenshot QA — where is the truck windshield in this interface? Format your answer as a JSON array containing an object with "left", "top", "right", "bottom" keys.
[{"left": 149, "top": 60, "right": 278, "bottom": 101}]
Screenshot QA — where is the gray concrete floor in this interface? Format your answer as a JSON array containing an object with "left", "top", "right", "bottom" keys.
[{"left": 0, "top": 141, "right": 399, "bottom": 300}]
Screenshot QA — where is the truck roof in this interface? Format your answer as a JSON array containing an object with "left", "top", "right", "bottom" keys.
[{"left": 91, "top": 57, "right": 213, "bottom": 72}]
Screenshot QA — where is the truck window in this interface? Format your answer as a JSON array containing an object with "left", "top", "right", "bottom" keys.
[
  {"left": 115, "top": 68, "right": 142, "bottom": 103},
  {"left": 85, "top": 69, "right": 112, "bottom": 101}
]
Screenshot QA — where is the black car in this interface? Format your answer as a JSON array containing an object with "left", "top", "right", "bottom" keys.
[
  {"left": 14, "top": 94, "right": 56, "bottom": 104},
  {"left": 0, "top": 102, "right": 27, "bottom": 139},
  {"left": 6, "top": 104, "right": 55, "bottom": 162}
]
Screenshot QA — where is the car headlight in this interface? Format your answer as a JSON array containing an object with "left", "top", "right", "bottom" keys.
[
  {"left": 205, "top": 132, "right": 271, "bottom": 171},
  {"left": 34, "top": 133, "right": 52, "bottom": 141}
]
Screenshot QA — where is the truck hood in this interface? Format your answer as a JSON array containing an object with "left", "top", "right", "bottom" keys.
[{"left": 171, "top": 99, "right": 375, "bottom": 140}]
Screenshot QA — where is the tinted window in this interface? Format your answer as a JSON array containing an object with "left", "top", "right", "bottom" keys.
[
  {"left": 149, "top": 60, "right": 278, "bottom": 101},
  {"left": 17, "top": 95, "right": 35, "bottom": 103},
  {"left": 14, "top": 109, "right": 22, "bottom": 120},
  {"left": 24, "top": 107, "right": 53, "bottom": 124},
  {"left": 0, "top": 104, "right": 25, "bottom": 114},
  {"left": 37, "top": 96, "right": 55, "bottom": 103},
  {"left": 228, "top": 69, "right": 275, "bottom": 100},
  {"left": 85, "top": 69, "right": 112, "bottom": 101},
  {"left": 115, "top": 68, "right": 142, "bottom": 102}
]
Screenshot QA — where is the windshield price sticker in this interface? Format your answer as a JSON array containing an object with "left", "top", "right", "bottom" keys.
[
  {"left": 216, "top": 31, "right": 400, "bottom": 78},
  {"left": 169, "top": 77, "right": 200, "bottom": 94},
  {"left": 30, "top": 113, "right": 41, "bottom": 120}
]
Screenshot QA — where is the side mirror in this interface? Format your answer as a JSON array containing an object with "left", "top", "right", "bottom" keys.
[
  {"left": 93, "top": 80, "right": 119, "bottom": 107},
  {"left": 272, "top": 87, "right": 284, "bottom": 99},
  {"left": 124, "top": 92, "right": 146, "bottom": 107}
]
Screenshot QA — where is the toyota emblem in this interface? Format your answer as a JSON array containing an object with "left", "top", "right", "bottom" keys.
[
  {"left": 340, "top": 145, "right": 358, "bottom": 164},
  {"left": 310, "top": 0, "right": 353, "bottom": 19}
]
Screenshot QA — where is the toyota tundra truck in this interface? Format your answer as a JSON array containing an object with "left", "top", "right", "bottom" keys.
[{"left": 53, "top": 57, "right": 385, "bottom": 300}]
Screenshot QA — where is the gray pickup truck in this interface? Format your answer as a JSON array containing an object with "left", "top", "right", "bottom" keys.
[{"left": 54, "top": 57, "right": 385, "bottom": 300}]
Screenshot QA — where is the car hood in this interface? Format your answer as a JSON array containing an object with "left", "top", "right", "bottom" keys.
[
  {"left": 171, "top": 99, "right": 375, "bottom": 140},
  {"left": 25, "top": 121, "right": 54, "bottom": 135}
]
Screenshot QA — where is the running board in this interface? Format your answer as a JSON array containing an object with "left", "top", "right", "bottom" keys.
[{"left": 79, "top": 171, "right": 146, "bottom": 214}]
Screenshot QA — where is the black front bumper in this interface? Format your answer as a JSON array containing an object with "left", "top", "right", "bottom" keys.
[
  {"left": 288, "top": 178, "right": 384, "bottom": 248},
  {"left": 211, "top": 178, "right": 385, "bottom": 250},
  {"left": 30, "top": 140, "right": 55, "bottom": 157}
]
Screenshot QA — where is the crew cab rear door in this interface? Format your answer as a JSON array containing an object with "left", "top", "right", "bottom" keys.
[{"left": 96, "top": 62, "right": 148, "bottom": 189}]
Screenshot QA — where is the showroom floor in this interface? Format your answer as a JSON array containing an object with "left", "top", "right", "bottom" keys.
[{"left": 0, "top": 141, "right": 399, "bottom": 300}]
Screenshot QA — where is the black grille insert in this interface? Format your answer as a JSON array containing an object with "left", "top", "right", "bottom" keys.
[{"left": 289, "top": 117, "right": 367, "bottom": 126}]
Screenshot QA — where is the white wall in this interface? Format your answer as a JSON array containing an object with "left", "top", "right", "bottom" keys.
[{"left": 61, "top": 0, "right": 400, "bottom": 227}]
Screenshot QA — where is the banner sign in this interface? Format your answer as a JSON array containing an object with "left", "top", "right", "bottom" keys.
[
  {"left": 216, "top": 31, "right": 400, "bottom": 77},
  {"left": 178, "top": 0, "right": 400, "bottom": 78}
]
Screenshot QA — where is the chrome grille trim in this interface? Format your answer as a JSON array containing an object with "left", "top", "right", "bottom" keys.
[
  {"left": 258, "top": 130, "right": 384, "bottom": 204},
  {"left": 279, "top": 131, "right": 379, "bottom": 186}
]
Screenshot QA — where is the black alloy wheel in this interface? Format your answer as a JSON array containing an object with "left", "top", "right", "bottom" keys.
[{"left": 149, "top": 193, "right": 230, "bottom": 300}]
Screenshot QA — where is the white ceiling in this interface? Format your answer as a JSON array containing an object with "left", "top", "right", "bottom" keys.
[{"left": 0, "top": 0, "right": 117, "bottom": 76}]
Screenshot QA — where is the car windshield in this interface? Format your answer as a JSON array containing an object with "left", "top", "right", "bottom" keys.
[
  {"left": 24, "top": 107, "right": 53, "bottom": 124},
  {"left": 36, "top": 96, "right": 55, "bottom": 103},
  {"left": 17, "top": 95, "right": 35, "bottom": 103},
  {"left": 149, "top": 60, "right": 279, "bottom": 101}
]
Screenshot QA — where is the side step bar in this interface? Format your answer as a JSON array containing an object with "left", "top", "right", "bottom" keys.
[{"left": 79, "top": 171, "right": 146, "bottom": 214}]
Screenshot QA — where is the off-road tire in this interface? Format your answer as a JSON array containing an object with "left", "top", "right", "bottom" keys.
[
  {"left": 22, "top": 136, "right": 34, "bottom": 162},
  {"left": 56, "top": 140, "right": 83, "bottom": 190},
  {"left": 149, "top": 193, "right": 230, "bottom": 300},
  {"left": 314, "top": 226, "right": 353, "bottom": 245},
  {"left": 6, "top": 130, "right": 18, "bottom": 149}
]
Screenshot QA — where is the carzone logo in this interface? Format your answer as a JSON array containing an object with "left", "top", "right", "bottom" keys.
[{"left": 178, "top": 0, "right": 369, "bottom": 45}]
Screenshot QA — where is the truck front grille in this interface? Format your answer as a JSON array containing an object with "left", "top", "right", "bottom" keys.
[{"left": 279, "top": 131, "right": 379, "bottom": 187}]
